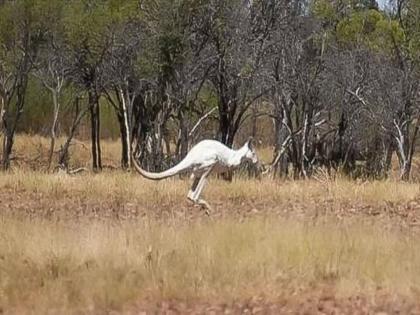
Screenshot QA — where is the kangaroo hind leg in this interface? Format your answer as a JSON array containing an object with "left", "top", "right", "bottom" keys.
[
  {"left": 187, "top": 174, "right": 200, "bottom": 202},
  {"left": 190, "top": 166, "right": 214, "bottom": 214}
]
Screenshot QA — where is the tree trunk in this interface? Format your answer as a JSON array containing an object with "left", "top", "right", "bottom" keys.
[
  {"left": 400, "top": 161, "right": 411, "bottom": 181},
  {"left": 218, "top": 109, "right": 235, "bottom": 181},
  {"left": 337, "top": 112, "right": 346, "bottom": 164},
  {"left": 399, "top": 122, "right": 420, "bottom": 181},
  {"left": 89, "top": 91, "right": 102, "bottom": 172},
  {"left": 382, "top": 139, "right": 394, "bottom": 178},
  {"left": 404, "top": 124, "right": 420, "bottom": 181},
  {"left": 273, "top": 116, "right": 289, "bottom": 178},
  {"left": 2, "top": 129, "right": 13, "bottom": 171},
  {"left": 2, "top": 77, "right": 28, "bottom": 171},
  {"left": 178, "top": 110, "right": 189, "bottom": 160},
  {"left": 117, "top": 110, "right": 131, "bottom": 170},
  {"left": 218, "top": 120, "right": 237, "bottom": 147},
  {"left": 395, "top": 138, "right": 409, "bottom": 181},
  {"left": 251, "top": 103, "right": 257, "bottom": 139},
  {"left": 58, "top": 97, "right": 87, "bottom": 168},
  {"left": 117, "top": 89, "right": 131, "bottom": 170},
  {"left": 47, "top": 91, "right": 60, "bottom": 169},
  {"left": 301, "top": 113, "right": 310, "bottom": 178},
  {"left": 0, "top": 96, "right": 5, "bottom": 130},
  {"left": 218, "top": 112, "right": 231, "bottom": 146}
]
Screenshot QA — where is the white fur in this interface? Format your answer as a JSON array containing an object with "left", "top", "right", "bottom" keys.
[{"left": 132, "top": 139, "right": 258, "bottom": 211}]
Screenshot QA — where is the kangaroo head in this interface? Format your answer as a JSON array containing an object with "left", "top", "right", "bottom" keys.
[{"left": 244, "top": 137, "right": 258, "bottom": 164}]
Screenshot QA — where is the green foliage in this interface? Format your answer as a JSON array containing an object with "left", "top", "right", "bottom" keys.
[
  {"left": 0, "top": 0, "right": 43, "bottom": 51},
  {"left": 312, "top": 0, "right": 415, "bottom": 59},
  {"left": 0, "top": 3, "right": 16, "bottom": 47},
  {"left": 62, "top": 0, "right": 138, "bottom": 61},
  {"left": 312, "top": 1, "right": 405, "bottom": 56},
  {"left": 336, "top": 10, "right": 382, "bottom": 44},
  {"left": 100, "top": 103, "right": 120, "bottom": 139},
  {"left": 140, "top": 0, "right": 190, "bottom": 81},
  {"left": 371, "top": 18, "right": 404, "bottom": 52},
  {"left": 404, "top": 0, "right": 420, "bottom": 62},
  {"left": 63, "top": 1, "right": 111, "bottom": 57},
  {"left": 197, "top": 84, "right": 219, "bottom": 111},
  {"left": 19, "top": 79, "right": 51, "bottom": 133},
  {"left": 312, "top": 0, "right": 338, "bottom": 26}
]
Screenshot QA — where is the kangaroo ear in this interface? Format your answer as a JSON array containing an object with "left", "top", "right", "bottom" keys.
[{"left": 247, "top": 136, "right": 254, "bottom": 150}]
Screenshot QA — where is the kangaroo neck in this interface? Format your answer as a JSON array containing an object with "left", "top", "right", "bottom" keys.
[{"left": 227, "top": 145, "right": 247, "bottom": 167}]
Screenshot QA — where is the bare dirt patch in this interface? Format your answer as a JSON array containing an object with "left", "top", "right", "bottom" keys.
[
  {"left": 128, "top": 289, "right": 420, "bottom": 315},
  {"left": 2, "top": 176, "right": 420, "bottom": 230}
]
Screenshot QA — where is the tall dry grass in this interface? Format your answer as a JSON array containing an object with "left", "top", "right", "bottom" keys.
[
  {"left": 13, "top": 134, "right": 123, "bottom": 169},
  {"left": 1, "top": 215, "right": 420, "bottom": 313},
  {"left": 1, "top": 169, "right": 420, "bottom": 207},
  {"left": 2, "top": 135, "right": 420, "bottom": 313}
]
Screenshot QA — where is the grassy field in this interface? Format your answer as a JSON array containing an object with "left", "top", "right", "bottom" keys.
[{"left": 1, "top": 135, "right": 420, "bottom": 313}]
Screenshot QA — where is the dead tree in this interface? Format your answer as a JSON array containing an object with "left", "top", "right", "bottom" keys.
[
  {"left": 332, "top": 46, "right": 419, "bottom": 180},
  {"left": 193, "top": 0, "right": 279, "bottom": 148},
  {"left": 57, "top": 94, "right": 89, "bottom": 169},
  {"left": 33, "top": 39, "right": 68, "bottom": 169},
  {"left": 347, "top": 76, "right": 419, "bottom": 181},
  {"left": 103, "top": 22, "right": 142, "bottom": 170},
  {"left": 264, "top": 10, "right": 327, "bottom": 178}
]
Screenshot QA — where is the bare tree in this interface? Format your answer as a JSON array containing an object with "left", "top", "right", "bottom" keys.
[
  {"left": 103, "top": 21, "right": 143, "bottom": 169},
  {"left": 57, "top": 93, "right": 89, "bottom": 170},
  {"left": 33, "top": 38, "right": 69, "bottom": 169},
  {"left": 265, "top": 9, "right": 328, "bottom": 178},
  {"left": 193, "top": 0, "right": 278, "bottom": 147},
  {"left": 345, "top": 54, "right": 420, "bottom": 180}
]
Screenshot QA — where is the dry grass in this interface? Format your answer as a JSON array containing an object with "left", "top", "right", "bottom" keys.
[
  {"left": 12, "top": 134, "right": 275, "bottom": 170},
  {"left": 1, "top": 169, "right": 420, "bottom": 208},
  {"left": 1, "top": 214, "right": 420, "bottom": 313},
  {"left": 2, "top": 135, "right": 420, "bottom": 313},
  {"left": 1, "top": 171, "right": 420, "bottom": 313},
  {"left": 13, "top": 134, "right": 122, "bottom": 169}
]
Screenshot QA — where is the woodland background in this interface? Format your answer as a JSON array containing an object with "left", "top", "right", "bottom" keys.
[{"left": 0, "top": 0, "right": 419, "bottom": 179}]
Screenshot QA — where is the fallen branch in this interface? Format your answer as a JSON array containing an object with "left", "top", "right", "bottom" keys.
[
  {"left": 67, "top": 167, "right": 88, "bottom": 175},
  {"left": 55, "top": 164, "right": 88, "bottom": 175}
]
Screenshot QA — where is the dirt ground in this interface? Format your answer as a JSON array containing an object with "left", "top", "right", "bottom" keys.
[
  {"left": 128, "top": 291, "right": 420, "bottom": 315},
  {"left": 2, "top": 182, "right": 420, "bottom": 229}
]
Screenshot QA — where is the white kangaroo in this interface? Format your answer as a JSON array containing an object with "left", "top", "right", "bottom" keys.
[{"left": 132, "top": 138, "right": 259, "bottom": 212}]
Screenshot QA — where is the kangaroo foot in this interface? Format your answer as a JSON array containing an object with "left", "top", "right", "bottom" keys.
[
  {"left": 197, "top": 199, "right": 212, "bottom": 215},
  {"left": 186, "top": 196, "right": 212, "bottom": 215},
  {"left": 187, "top": 190, "right": 194, "bottom": 201}
]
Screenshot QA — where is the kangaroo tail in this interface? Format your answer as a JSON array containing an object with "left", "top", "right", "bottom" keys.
[{"left": 131, "top": 154, "right": 188, "bottom": 180}]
